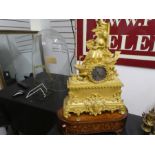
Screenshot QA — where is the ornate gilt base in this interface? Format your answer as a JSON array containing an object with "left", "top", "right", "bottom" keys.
[
  {"left": 63, "top": 77, "right": 126, "bottom": 118},
  {"left": 63, "top": 96, "right": 127, "bottom": 118},
  {"left": 58, "top": 108, "right": 128, "bottom": 134}
]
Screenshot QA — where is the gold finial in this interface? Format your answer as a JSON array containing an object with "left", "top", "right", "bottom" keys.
[
  {"left": 97, "top": 19, "right": 106, "bottom": 26},
  {"left": 87, "top": 19, "right": 110, "bottom": 49}
]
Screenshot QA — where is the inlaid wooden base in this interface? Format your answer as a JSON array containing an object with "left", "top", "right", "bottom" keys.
[{"left": 58, "top": 108, "right": 128, "bottom": 134}]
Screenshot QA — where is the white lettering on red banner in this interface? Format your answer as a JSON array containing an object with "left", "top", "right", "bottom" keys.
[{"left": 77, "top": 19, "right": 155, "bottom": 68}]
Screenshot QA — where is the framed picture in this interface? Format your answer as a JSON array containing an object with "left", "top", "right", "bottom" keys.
[{"left": 0, "top": 65, "right": 5, "bottom": 90}]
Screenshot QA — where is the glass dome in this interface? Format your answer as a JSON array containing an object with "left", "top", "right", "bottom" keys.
[
  {"left": 32, "top": 29, "right": 70, "bottom": 76},
  {"left": 32, "top": 29, "right": 70, "bottom": 93}
]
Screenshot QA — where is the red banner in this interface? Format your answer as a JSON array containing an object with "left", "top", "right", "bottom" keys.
[{"left": 77, "top": 19, "right": 155, "bottom": 68}]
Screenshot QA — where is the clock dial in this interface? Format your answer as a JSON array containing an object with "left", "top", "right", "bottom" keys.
[{"left": 92, "top": 66, "right": 106, "bottom": 81}]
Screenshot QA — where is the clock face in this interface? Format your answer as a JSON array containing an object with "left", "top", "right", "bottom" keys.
[{"left": 92, "top": 66, "right": 106, "bottom": 81}]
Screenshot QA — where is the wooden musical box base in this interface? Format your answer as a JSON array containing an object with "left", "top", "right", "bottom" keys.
[{"left": 58, "top": 108, "right": 128, "bottom": 135}]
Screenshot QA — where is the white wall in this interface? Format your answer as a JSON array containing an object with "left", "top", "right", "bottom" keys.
[
  {"left": 116, "top": 65, "right": 155, "bottom": 116},
  {"left": 0, "top": 19, "right": 30, "bottom": 30}
]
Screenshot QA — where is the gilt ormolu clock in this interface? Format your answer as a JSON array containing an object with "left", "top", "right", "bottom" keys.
[{"left": 58, "top": 20, "right": 128, "bottom": 134}]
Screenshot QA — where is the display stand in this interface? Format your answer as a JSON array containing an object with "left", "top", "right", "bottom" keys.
[{"left": 58, "top": 108, "right": 128, "bottom": 134}]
